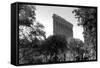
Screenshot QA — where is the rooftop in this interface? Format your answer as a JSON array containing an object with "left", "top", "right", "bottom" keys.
[{"left": 52, "top": 14, "right": 73, "bottom": 29}]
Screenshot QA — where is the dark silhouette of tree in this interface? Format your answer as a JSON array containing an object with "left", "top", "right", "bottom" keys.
[
  {"left": 40, "top": 35, "right": 68, "bottom": 63},
  {"left": 73, "top": 8, "right": 97, "bottom": 60}
]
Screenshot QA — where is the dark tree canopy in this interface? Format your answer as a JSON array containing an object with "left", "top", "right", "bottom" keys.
[
  {"left": 39, "top": 35, "right": 68, "bottom": 62},
  {"left": 68, "top": 38, "right": 86, "bottom": 61},
  {"left": 73, "top": 8, "right": 97, "bottom": 60}
]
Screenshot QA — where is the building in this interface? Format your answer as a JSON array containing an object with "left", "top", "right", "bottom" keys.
[{"left": 52, "top": 14, "right": 73, "bottom": 41}]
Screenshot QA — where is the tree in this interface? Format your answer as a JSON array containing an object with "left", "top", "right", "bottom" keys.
[
  {"left": 18, "top": 4, "right": 46, "bottom": 64},
  {"left": 68, "top": 38, "right": 86, "bottom": 61},
  {"left": 73, "top": 8, "right": 97, "bottom": 60},
  {"left": 19, "top": 4, "right": 46, "bottom": 48},
  {"left": 19, "top": 4, "right": 36, "bottom": 48},
  {"left": 40, "top": 35, "right": 68, "bottom": 62},
  {"left": 19, "top": 4, "right": 36, "bottom": 26}
]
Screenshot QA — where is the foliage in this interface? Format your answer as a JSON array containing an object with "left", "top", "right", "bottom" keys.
[
  {"left": 19, "top": 4, "right": 36, "bottom": 26},
  {"left": 19, "top": 4, "right": 46, "bottom": 48},
  {"left": 18, "top": 4, "right": 46, "bottom": 64},
  {"left": 40, "top": 35, "right": 68, "bottom": 62},
  {"left": 30, "top": 22, "right": 46, "bottom": 40},
  {"left": 73, "top": 8, "right": 97, "bottom": 60},
  {"left": 68, "top": 38, "right": 87, "bottom": 61}
]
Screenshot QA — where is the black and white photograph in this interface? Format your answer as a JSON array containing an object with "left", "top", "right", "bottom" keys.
[{"left": 11, "top": 2, "right": 97, "bottom": 65}]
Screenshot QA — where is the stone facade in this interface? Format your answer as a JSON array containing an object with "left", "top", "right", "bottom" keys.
[{"left": 52, "top": 14, "right": 73, "bottom": 41}]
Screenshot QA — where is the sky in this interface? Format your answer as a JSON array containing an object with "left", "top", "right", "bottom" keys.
[{"left": 35, "top": 5, "right": 84, "bottom": 41}]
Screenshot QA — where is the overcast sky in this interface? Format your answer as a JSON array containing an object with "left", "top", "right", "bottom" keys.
[{"left": 35, "top": 5, "right": 84, "bottom": 41}]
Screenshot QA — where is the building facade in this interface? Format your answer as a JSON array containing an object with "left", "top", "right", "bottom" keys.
[{"left": 52, "top": 14, "right": 73, "bottom": 41}]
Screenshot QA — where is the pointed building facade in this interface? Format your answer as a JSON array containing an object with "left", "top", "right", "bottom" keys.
[{"left": 52, "top": 14, "right": 73, "bottom": 41}]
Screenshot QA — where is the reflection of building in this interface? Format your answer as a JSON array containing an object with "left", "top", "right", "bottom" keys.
[{"left": 52, "top": 14, "right": 73, "bottom": 41}]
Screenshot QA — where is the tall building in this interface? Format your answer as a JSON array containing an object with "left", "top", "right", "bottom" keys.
[{"left": 52, "top": 14, "right": 73, "bottom": 41}]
